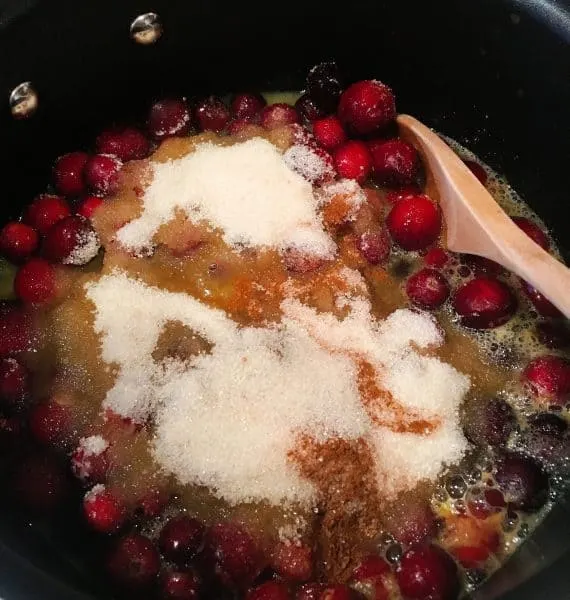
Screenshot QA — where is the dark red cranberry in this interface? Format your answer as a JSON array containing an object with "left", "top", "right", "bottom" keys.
[
  {"left": 494, "top": 452, "right": 549, "bottom": 511},
  {"left": 77, "top": 196, "right": 104, "bottom": 220},
  {"left": 338, "top": 80, "right": 396, "bottom": 135},
  {"left": 260, "top": 104, "right": 300, "bottom": 130},
  {"left": 406, "top": 268, "right": 450, "bottom": 309},
  {"left": 453, "top": 277, "right": 517, "bottom": 329},
  {"left": 247, "top": 581, "right": 290, "bottom": 600},
  {"left": 84, "top": 154, "right": 121, "bottom": 196},
  {"left": 312, "top": 116, "right": 347, "bottom": 151},
  {"left": 228, "top": 118, "right": 256, "bottom": 136},
  {"left": 386, "top": 186, "right": 420, "bottom": 204},
  {"left": 138, "top": 487, "right": 169, "bottom": 518},
  {"left": 462, "top": 254, "right": 503, "bottom": 277},
  {"left": 0, "top": 304, "right": 32, "bottom": 356},
  {"left": 320, "top": 584, "right": 356, "bottom": 600},
  {"left": 523, "top": 355, "right": 570, "bottom": 405},
  {"left": 396, "top": 545, "right": 459, "bottom": 600},
  {"left": 230, "top": 93, "right": 266, "bottom": 120},
  {"left": 159, "top": 515, "right": 205, "bottom": 566},
  {"left": 24, "top": 194, "right": 71, "bottom": 234},
  {"left": 536, "top": 321, "right": 570, "bottom": 349},
  {"left": 386, "top": 194, "right": 441, "bottom": 251},
  {"left": 295, "top": 94, "right": 327, "bottom": 122},
  {"left": 29, "top": 400, "right": 71, "bottom": 447},
  {"left": 271, "top": 542, "right": 313, "bottom": 583},
  {"left": 463, "top": 160, "right": 488, "bottom": 186},
  {"left": 525, "top": 413, "right": 569, "bottom": 466},
  {"left": 333, "top": 140, "right": 372, "bottom": 183},
  {"left": 161, "top": 569, "right": 201, "bottom": 600},
  {"left": 148, "top": 98, "right": 191, "bottom": 139},
  {"left": 194, "top": 96, "right": 231, "bottom": 133},
  {"left": 521, "top": 280, "right": 561, "bottom": 318},
  {"left": 424, "top": 247, "right": 450, "bottom": 269},
  {"left": 306, "top": 61, "right": 342, "bottom": 113},
  {"left": 462, "top": 397, "right": 516, "bottom": 448},
  {"left": 70, "top": 440, "right": 110, "bottom": 484},
  {"left": 106, "top": 533, "right": 161, "bottom": 590},
  {"left": 295, "top": 583, "right": 326, "bottom": 600},
  {"left": 356, "top": 229, "right": 391, "bottom": 265},
  {"left": 0, "top": 357, "right": 29, "bottom": 408},
  {"left": 83, "top": 486, "right": 126, "bottom": 533},
  {"left": 14, "top": 258, "right": 55, "bottom": 303},
  {"left": 383, "top": 495, "right": 437, "bottom": 547},
  {"left": 351, "top": 554, "right": 390, "bottom": 581},
  {"left": 96, "top": 127, "right": 150, "bottom": 161},
  {"left": 512, "top": 216, "right": 550, "bottom": 251},
  {"left": 53, "top": 152, "right": 89, "bottom": 196},
  {"left": 0, "top": 222, "right": 39, "bottom": 262},
  {"left": 368, "top": 138, "right": 420, "bottom": 187},
  {"left": 43, "top": 215, "right": 99, "bottom": 265}
]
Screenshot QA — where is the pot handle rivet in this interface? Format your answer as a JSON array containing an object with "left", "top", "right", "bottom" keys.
[
  {"left": 9, "top": 82, "right": 38, "bottom": 119},
  {"left": 130, "top": 12, "right": 162, "bottom": 45}
]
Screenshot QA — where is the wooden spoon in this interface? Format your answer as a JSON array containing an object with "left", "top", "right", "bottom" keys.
[{"left": 397, "top": 114, "right": 570, "bottom": 318}]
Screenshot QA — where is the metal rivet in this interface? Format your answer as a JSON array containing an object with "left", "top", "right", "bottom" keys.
[
  {"left": 130, "top": 12, "right": 162, "bottom": 45},
  {"left": 9, "top": 82, "right": 38, "bottom": 119}
]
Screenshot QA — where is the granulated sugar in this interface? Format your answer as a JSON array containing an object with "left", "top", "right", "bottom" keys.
[
  {"left": 283, "top": 144, "right": 335, "bottom": 184},
  {"left": 65, "top": 228, "right": 101, "bottom": 266}
]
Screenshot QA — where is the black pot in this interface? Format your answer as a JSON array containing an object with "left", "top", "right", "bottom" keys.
[{"left": 0, "top": 0, "right": 569, "bottom": 598}]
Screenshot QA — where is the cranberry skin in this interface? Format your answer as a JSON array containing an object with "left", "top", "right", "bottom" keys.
[
  {"left": 29, "top": 400, "right": 71, "bottom": 447},
  {"left": 230, "top": 93, "right": 266, "bottom": 120},
  {"left": 368, "top": 139, "right": 420, "bottom": 187},
  {"left": 396, "top": 545, "right": 460, "bottom": 600},
  {"left": 271, "top": 542, "right": 313, "bottom": 583},
  {"left": 260, "top": 104, "right": 300, "bottom": 130},
  {"left": 77, "top": 196, "right": 104, "bottom": 220},
  {"left": 494, "top": 452, "right": 549, "bottom": 511},
  {"left": 83, "top": 488, "right": 126, "bottom": 533},
  {"left": 14, "top": 258, "right": 55, "bottom": 304},
  {"left": 333, "top": 140, "right": 372, "bottom": 183},
  {"left": 383, "top": 495, "right": 437, "bottom": 547},
  {"left": 463, "top": 160, "right": 488, "bottom": 186},
  {"left": 194, "top": 96, "right": 231, "bottom": 133},
  {"left": 148, "top": 98, "right": 191, "bottom": 139},
  {"left": 0, "top": 223, "right": 38, "bottom": 262},
  {"left": 525, "top": 413, "right": 569, "bottom": 466},
  {"left": 356, "top": 229, "right": 391, "bottom": 265},
  {"left": 96, "top": 126, "right": 150, "bottom": 162},
  {"left": 406, "top": 268, "right": 450, "bottom": 309},
  {"left": 521, "top": 280, "right": 561, "bottom": 318},
  {"left": 53, "top": 152, "right": 89, "bottom": 196},
  {"left": 536, "top": 321, "right": 570, "bottom": 350},
  {"left": 24, "top": 194, "right": 71, "bottom": 234},
  {"left": 386, "top": 186, "right": 421, "bottom": 204},
  {"left": 306, "top": 61, "right": 342, "bottom": 113},
  {"left": 453, "top": 277, "right": 517, "bottom": 329},
  {"left": 42, "top": 215, "right": 99, "bottom": 265},
  {"left": 107, "top": 534, "right": 161, "bottom": 590},
  {"left": 295, "top": 94, "right": 327, "bottom": 122},
  {"left": 512, "top": 216, "right": 550, "bottom": 251},
  {"left": 424, "top": 247, "right": 450, "bottom": 269},
  {"left": 320, "top": 584, "right": 356, "bottom": 600},
  {"left": 0, "top": 357, "right": 29, "bottom": 407},
  {"left": 295, "top": 583, "right": 325, "bottom": 600},
  {"left": 386, "top": 194, "right": 442, "bottom": 251},
  {"left": 71, "top": 445, "right": 110, "bottom": 484},
  {"left": 247, "top": 581, "right": 291, "bottom": 600},
  {"left": 162, "top": 569, "right": 201, "bottom": 600},
  {"left": 0, "top": 304, "right": 32, "bottom": 356},
  {"left": 462, "top": 397, "right": 516, "bottom": 448},
  {"left": 159, "top": 515, "right": 205, "bottom": 566},
  {"left": 351, "top": 555, "right": 390, "bottom": 581},
  {"left": 312, "top": 116, "right": 347, "bottom": 151},
  {"left": 338, "top": 80, "right": 396, "bottom": 135},
  {"left": 523, "top": 355, "right": 570, "bottom": 405},
  {"left": 138, "top": 487, "right": 169, "bottom": 518},
  {"left": 84, "top": 154, "right": 121, "bottom": 196}
]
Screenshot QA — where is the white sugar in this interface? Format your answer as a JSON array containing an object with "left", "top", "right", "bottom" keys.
[
  {"left": 283, "top": 144, "right": 335, "bottom": 183},
  {"left": 64, "top": 228, "right": 101, "bottom": 266},
  {"left": 79, "top": 435, "right": 108, "bottom": 456}
]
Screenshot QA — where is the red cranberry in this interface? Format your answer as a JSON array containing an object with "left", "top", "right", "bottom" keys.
[
  {"left": 424, "top": 247, "right": 450, "bottom": 269},
  {"left": 228, "top": 118, "right": 256, "bottom": 136},
  {"left": 525, "top": 413, "right": 569, "bottom": 466},
  {"left": 320, "top": 584, "right": 355, "bottom": 600},
  {"left": 306, "top": 62, "right": 342, "bottom": 113},
  {"left": 463, "top": 160, "right": 488, "bottom": 186},
  {"left": 466, "top": 486, "right": 506, "bottom": 520},
  {"left": 462, "top": 254, "right": 503, "bottom": 277},
  {"left": 162, "top": 569, "right": 201, "bottom": 600},
  {"left": 230, "top": 93, "right": 266, "bottom": 120},
  {"left": 536, "top": 321, "right": 570, "bottom": 349},
  {"left": 386, "top": 186, "right": 420, "bottom": 204},
  {"left": 383, "top": 495, "right": 437, "bottom": 547},
  {"left": 386, "top": 194, "right": 441, "bottom": 251},
  {"left": 295, "top": 583, "right": 326, "bottom": 600},
  {"left": 521, "top": 280, "right": 561, "bottom": 318},
  {"left": 148, "top": 98, "right": 191, "bottom": 139},
  {"left": 84, "top": 154, "right": 121, "bottom": 196},
  {"left": 0, "top": 222, "right": 38, "bottom": 262},
  {"left": 271, "top": 542, "right": 313, "bottom": 583},
  {"left": 106, "top": 533, "right": 160, "bottom": 590},
  {"left": 0, "top": 357, "right": 29, "bottom": 408},
  {"left": 247, "top": 581, "right": 290, "bottom": 600},
  {"left": 138, "top": 487, "right": 169, "bottom": 518},
  {"left": 194, "top": 96, "right": 231, "bottom": 133},
  {"left": 43, "top": 215, "right": 100, "bottom": 265},
  {"left": 312, "top": 116, "right": 347, "bottom": 151},
  {"left": 96, "top": 127, "right": 150, "bottom": 161},
  {"left": 83, "top": 486, "right": 126, "bottom": 533},
  {"left": 53, "top": 152, "right": 89, "bottom": 196},
  {"left": 351, "top": 554, "right": 390, "bottom": 581},
  {"left": 463, "top": 397, "right": 516, "bottom": 448},
  {"left": 0, "top": 304, "right": 32, "bottom": 356},
  {"left": 260, "top": 104, "right": 300, "bottom": 130},
  {"left": 24, "top": 194, "right": 71, "bottom": 234},
  {"left": 453, "top": 277, "right": 517, "bottom": 329},
  {"left": 512, "top": 216, "right": 550, "bottom": 250},
  {"left": 283, "top": 249, "right": 326, "bottom": 274},
  {"left": 14, "top": 258, "right": 55, "bottom": 303},
  {"left": 29, "top": 400, "right": 71, "bottom": 447},
  {"left": 159, "top": 515, "right": 205, "bottom": 566},
  {"left": 396, "top": 545, "right": 459, "bottom": 600},
  {"left": 406, "top": 268, "right": 450, "bottom": 309},
  {"left": 338, "top": 80, "right": 396, "bottom": 135},
  {"left": 77, "top": 196, "right": 104, "bottom": 220},
  {"left": 333, "top": 140, "right": 372, "bottom": 183},
  {"left": 523, "top": 355, "right": 570, "bottom": 405},
  {"left": 295, "top": 94, "right": 327, "bottom": 122},
  {"left": 368, "top": 139, "right": 420, "bottom": 187},
  {"left": 70, "top": 440, "right": 110, "bottom": 483},
  {"left": 356, "top": 229, "right": 391, "bottom": 265},
  {"left": 494, "top": 452, "right": 549, "bottom": 511}
]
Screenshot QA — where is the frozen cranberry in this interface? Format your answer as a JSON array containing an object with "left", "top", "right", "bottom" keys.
[
  {"left": 295, "top": 94, "right": 327, "bottom": 122},
  {"left": 320, "top": 584, "right": 356, "bottom": 600},
  {"left": 71, "top": 439, "right": 110, "bottom": 483},
  {"left": 138, "top": 487, "right": 169, "bottom": 518},
  {"left": 77, "top": 196, "right": 104, "bottom": 220},
  {"left": 29, "top": 400, "right": 72, "bottom": 447},
  {"left": 312, "top": 116, "right": 347, "bottom": 151},
  {"left": 523, "top": 355, "right": 570, "bottom": 405},
  {"left": 396, "top": 545, "right": 459, "bottom": 600},
  {"left": 383, "top": 495, "right": 437, "bottom": 547},
  {"left": 53, "top": 152, "right": 89, "bottom": 196},
  {"left": 231, "top": 93, "right": 266, "bottom": 120},
  {"left": 43, "top": 215, "right": 100, "bottom": 265},
  {"left": 0, "top": 357, "right": 29, "bottom": 408},
  {"left": 462, "top": 397, "right": 516, "bottom": 448},
  {"left": 521, "top": 280, "right": 561, "bottom": 318},
  {"left": 0, "top": 222, "right": 38, "bottom": 262},
  {"left": 194, "top": 96, "right": 231, "bottom": 133},
  {"left": 536, "top": 321, "right": 570, "bottom": 350},
  {"left": 424, "top": 247, "right": 450, "bottom": 269},
  {"left": 356, "top": 229, "right": 391, "bottom": 265},
  {"left": 512, "top": 216, "right": 550, "bottom": 251},
  {"left": 247, "top": 581, "right": 290, "bottom": 600},
  {"left": 260, "top": 103, "right": 300, "bottom": 129},
  {"left": 386, "top": 186, "right": 420, "bottom": 204},
  {"left": 0, "top": 304, "right": 32, "bottom": 356},
  {"left": 453, "top": 277, "right": 516, "bottom": 329},
  {"left": 107, "top": 533, "right": 160, "bottom": 590},
  {"left": 386, "top": 194, "right": 441, "bottom": 251},
  {"left": 333, "top": 140, "right": 372, "bottom": 183},
  {"left": 84, "top": 154, "right": 121, "bottom": 196},
  {"left": 271, "top": 542, "right": 313, "bottom": 583},
  {"left": 96, "top": 127, "right": 150, "bottom": 161},
  {"left": 162, "top": 569, "right": 201, "bottom": 600},
  {"left": 525, "top": 413, "right": 569, "bottom": 466},
  {"left": 494, "top": 452, "right": 549, "bottom": 511},
  {"left": 295, "top": 583, "right": 326, "bottom": 600},
  {"left": 463, "top": 160, "right": 488, "bottom": 186},
  {"left": 338, "top": 80, "right": 396, "bottom": 135},
  {"left": 148, "top": 98, "right": 191, "bottom": 139},
  {"left": 406, "top": 268, "right": 450, "bottom": 309},
  {"left": 368, "top": 139, "right": 420, "bottom": 187},
  {"left": 24, "top": 194, "right": 71, "bottom": 234},
  {"left": 306, "top": 61, "right": 342, "bottom": 113},
  {"left": 14, "top": 258, "right": 55, "bottom": 303},
  {"left": 159, "top": 515, "right": 205, "bottom": 565},
  {"left": 83, "top": 486, "right": 126, "bottom": 533}
]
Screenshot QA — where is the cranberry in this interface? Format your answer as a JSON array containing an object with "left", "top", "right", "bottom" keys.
[
  {"left": 338, "top": 80, "right": 396, "bottom": 135},
  {"left": 271, "top": 542, "right": 313, "bottom": 583},
  {"left": 333, "top": 140, "right": 372, "bottom": 183},
  {"left": 0, "top": 222, "right": 38, "bottom": 262},
  {"left": 462, "top": 397, "right": 516, "bottom": 448},
  {"left": 368, "top": 139, "right": 420, "bottom": 187},
  {"left": 228, "top": 118, "right": 257, "bottom": 136},
  {"left": 138, "top": 487, "right": 169, "bottom": 518},
  {"left": 306, "top": 62, "right": 342, "bottom": 113},
  {"left": 386, "top": 194, "right": 441, "bottom": 251},
  {"left": 77, "top": 196, "right": 104, "bottom": 220},
  {"left": 0, "top": 304, "right": 32, "bottom": 356},
  {"left": 0, "top": 357, "right": 29, "bottom": 408},
  {"left": 494, "top": 452, "right": 549, "bottom": 511},
  {"left": 83, "top": 486, "right": 126, "bottom": 533},
  {"left": 53, "top": 152, "right": 89, "bottom": 196},
  {"left": 312, "top": 116, "right": 347, "bottom": 151},
  {"left": 162, "top": 569, "right": 201, "bottom": 600},
  {"left": 512, "top": 216, "right": 550, "bottom": 251},
  {"left": 283, "top": 249, "right": 326, "bottom": 274},
  {"left": 14, "top": 258, "right": 55, "bottom": 303},
  {"left": 356, "top": 229, "right": 391, "bottom": 265},
  {"left": 386, "top": 186, "right": 420, "bottom": 204},
  {"left": 24, "top": 194, "right": 71, "bottom": 234},
  {"left": 159, "top": 515, "right": 205, "bottom": 566},
  {"left": 295, "top": 94, "right": 327, "bottom": 122},
  {"left": 260, "top": 104, "right": 300, "bottom": 130},
  {"left": 295, "top": 583, "right": 326, "bottom": 600},
  {"left": 462, "top": 254, "right": 503, "bottom": 277},
  {"left": 453, "top": 277, "right": 516, "bottom": 329},
  {"left": 96, "top": 127, "right": 150, "bottom": 161},
  {"left": 148, "top": 98, "right": 191, "bottom": 139},
  {"left": 466, "top": 486, "right": 507, "bottom": 520},
  {"left": 106, "top": 533, "right": 160, "bottom": 590},
  {"left": 406, "top": 268, "right": 450, "bottom": 309},
  {"left": 424, "top": 248, "right": 450, "bottom": 269},
  {"left": 70, "top": 441, "right": 110, "bottom": 484},
  {"left": 247, "top": 581, "right": 290, "bottom": 600},
  {"left": 442, "top": 514, "right": 500, "bottom": 566},
  {"left": 521, "top": 280, "right": 561, "bottom": 318},
  {"left": 383, "top": 495, "right": 437, "bottom": 547},
  {"left": 396, "top": 545, "right": 459, "bottom": 600},
  {"left": 194, "top": 96, "right": 231, "bottom": 133},
  {"left": 84, "top": 154, "right": 121, "bottom": 196},
  {"left": 320, "top": 585, "right": 355, "bottom": 600},
  {"left": 230, "top": 93, "right": 266, "bottom": 120},
  {"left": 525, "top": 413, "right": 569, "bottom": 466},
  {"left": 536, "top": 321, "right": 570, "bottom": 349},
  {"left": 42, "top": 215, "right": 100, "bottom": 265},
  {"left": 463, "top": 160, "right": 488, "bottom": 186},
  {"left": 523, "top": 355, "right": 570, "bottom": 405},
  {"left": 29, "top": 400, "right": 71, "bottom": 447},
  {"left": 351, "top": 555, "right": 390, "bottom": 581}
]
